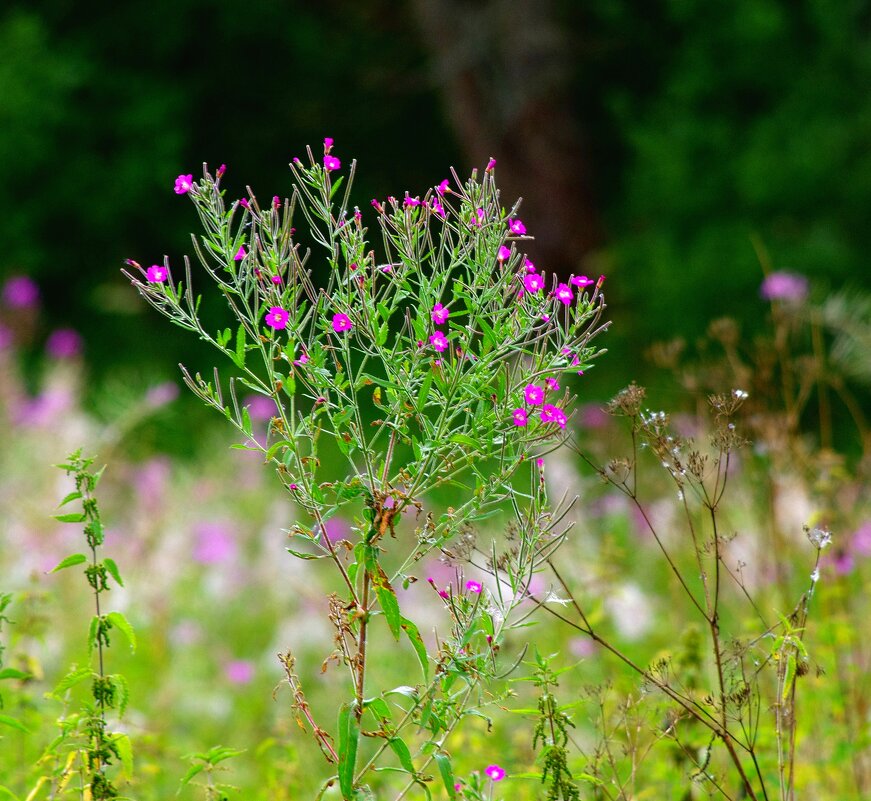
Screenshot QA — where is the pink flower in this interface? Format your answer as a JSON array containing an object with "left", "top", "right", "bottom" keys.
[
  {"left": 486, "top": 157, "right": 497, "bottom": 172},
  {"left": 760, "top": 271, "right": 809, "bottom": 302},
  {"left": 265, "top": 306, "right": 289, "bottom": 329},
  {"left": 536, "top": 457, "right": 544, "bottom": 467},
  {"left": 472, "top": 208, "right": 485, "bottom": 227},
  {"left": 555, "top": 283, "right": 574, "bottom": 305},
  {"left": 240, "top": 198, "right": 249, "bottom": 209},
  {"left": 432, "top": 303, "right": 450, "bottom": 324},
  {"left": 217, "top": 164, "right": 226, "bottom": 177},
  {"left": 465, "top": 580, "right": 483, "bottom": 593},
  {"left": 523, "top": 273, "right": 544, "bottom": 294},
  {"left": 293, "top": 350, "right": 309, "bottom": 366},
  {"left": 485, "top": 764, "right": 505, "bottom": 781},
  {"left": 497, "top": 245, "right": 511, "bottom": 262},
  {"left": 332, "top": 313, "right": 353, "bottom": 333},
  {"left": 174, "top": 174, "right": 193, "bottom": 194},
  {"left": 46, "top": 329, "right": 82, "bottom": 359},
  {"left": 508, "top": 218, "right": 526, "bottom": 235},
  {"left": 273, "top": 195, "right": 281, "bottom": 208},
  {"left": 540, "top": 404, "right": 566, "bottom": 428},
  {"left": 431, "top": 197, "right": 445, "bottom": 217},
  {"left": 146, "top": 265, "right": 168, "bottom": 283},
  {"left": 2, "top": 275, "right": 40, "bottom": 308},
  {"left": 193, "top": 521, "right": 237, "bottom": 565},
  {"left": 436, "top": 179, "right": 450, "bottom": 195},
  {"left": 244, "top": 394, "right": 276, "bottom": 421},
  {"left": 570, "top": 274, "right": 593, "bottom": 288},
  {"left": 524, "top": 384, "right": 544, "bottom": 405},
  {"left": 546, "top": 377, "right": 560, "bottom": 391},
  {"left": 403, "top": 195, "right": 421, "bottom": 207},
  {"left": 234, "top": 246, "right": 247, "bottom": 261},
  {"left": 524, "top": 258, "right": 536, "bottom": 273},
  {"left": 512, "top": 408, "right": 528, "bottom": 427},
  {"left": 224, "top": 660, "right": 255, "bottom": 685},
  {"left": 324, "top": 136, "right": 334, "bottom": 149},
  {"left": 271, "top": 274, "right": 282, "bottom": 285},
  {"left": 430, "top": 331, "right": 448, "bottom": 352},
  {"left": 324, "top": 155, "right": 341, "bottom": 172}
]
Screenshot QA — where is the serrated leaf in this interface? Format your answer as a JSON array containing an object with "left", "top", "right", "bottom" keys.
[
  {"left": 0, "top": 714, "right": 28, "bottom": 733},
  {"left": 52, "top": 665, "right": 92, "bottom": 697},
  {"left": 111, "top": 673, "right": 130, "bottom": 716},
  {"left": 338, "top": 702, "right": 360, "bottom": 800},
  {"left": 106, "top": 611, "right": 136, "bottom": 653},
  {"left": 57, "top": 491, "right": 82, "bottom": 508},
  {"left": 434, "top": 753, "right": 456, "bottom": 800},
  {"left": 112, "top": 732, "right": 133, "bottom": 776},
  {"left": 103, "top": 558, "right": 124, "bottom": 587},
  {"left": 235, "top": 324, "right": 247, "bottom": 368},
  {"left": 53, "top": 513, "right": 86, "bottom": 524},
  {"left": 49, "top": 553, "right": 87, "bottom": 574},
  {"left": 400, "top": 617, "right": 429, "bottom": 680},
  {"left": 388, "top": 737, "right": 415, "bottom": 774},
  {"left": 179, "top": 763, "right": 205, "bottom": 788}
]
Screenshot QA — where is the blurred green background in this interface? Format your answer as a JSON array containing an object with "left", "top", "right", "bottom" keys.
[{"left": 2, "top": 0, "right": 871, "bottom": 425}]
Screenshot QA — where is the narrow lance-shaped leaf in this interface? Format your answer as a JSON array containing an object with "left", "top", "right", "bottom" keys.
[
  {"left": 337, "top": 702, "right": 360, "bottom": 800},
  {"left": 50, "top": 553, "right": 87, "bottom": 573}
]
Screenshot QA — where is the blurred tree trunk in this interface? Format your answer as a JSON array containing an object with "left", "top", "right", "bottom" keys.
[{"left": 411, "top": 0, "right": 603, "bottom": 276}]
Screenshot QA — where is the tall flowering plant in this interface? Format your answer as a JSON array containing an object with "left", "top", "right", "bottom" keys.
[{"left": 125, "top": 141, "right": 608, "bottom": 799}]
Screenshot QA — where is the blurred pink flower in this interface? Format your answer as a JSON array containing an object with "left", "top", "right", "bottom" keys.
[
  {"left": 14, "top": 388, "right": 74, "bottom": 428},
  {"left": 135, "top": 457, "right": 171, "bottom": 508},
  {"left": 193, "top": 521, "right": 237, "bottom": 564},
  {"left": 3, "top": 275, "right": 40, "bottom": 308},
  {"left": 244, "top": 394, "right": 275, "bottom": 422},
  {"left": 144, "top": 382, "right": 180, "bottom": 409},
  {"left": 578, "top": 403, "right": 609, "bottom": 429},
  {"left": 760, "top": 271, "right": 808, "bottom": 302},
  {"left": 224, "top": 659, "right": 255, "bottom": 684},
  {"left": 45, "top": 329, "right": 82, "bottom": 359},
  {"left": 851, "top": 521, "right": 871, "bottom": 557}
]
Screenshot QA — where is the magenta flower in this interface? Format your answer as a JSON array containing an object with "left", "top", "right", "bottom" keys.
[
  {"left": 193, "top": 521, "right": 237, "bottom": 565},
  {"left": 546, "top": 377, "right": 560, "bottom": 391},
  {"left": 273, "top": 195, "right": 281, "bottom": 208},
  {"left": 524, "top": 384, "right": 544, "bottom": 405},
  {"left": 473, "top": 208, "right": 485, "bottom": 227},
  {"left": 465, "top": 580, "right": 483, "bottom": 593},
  {"left": 851, "top": 521, "right": 871, "bottom": 556},
  {"left": 512, "top": 408, "right": 528, "bottom": 427},
  {"left": 3, "top": 275, "right": 40, "bottom": 308},
  {"left": 239, "top": 198, "right": 249, "bottom": 209},
  {"left": 145, "top": 382, "right": 179, "bottom": 409},
  {"left": 432, "top": 303, "right": 450, "bottom": 324},
  {"left": 146, "top": 264, "right": 168, "bottom": 283},
  {"left": 431, "top": 197, "right": 446, "bottom": 217},
  {"left": 497, "top": 245, "right": 511, "bottom": 262},
  {"left": 404, "top": 195, "right": 421, "bottom": 208},
  {"left": 760, "top": 271, "right": 809, "bottom": 302},
  {"left": 571, "top": 274, "right": 593, "bottom": 288},
  {"left": 508, "top": 218, "right": 526, "bottom": 235},
  {"left": 555, "top": 283, "right": 574, "bottom": 305},
  {"left": 523, "top": 273, "right": 544, "bottom": 294},
  {"left": 540, "top": 404, "right": 566, "bottom": 428},
  {"left": 224, "top": 660, "right": 255, "bottom": 685},
  {"left": 430, "top": 331, "right": 448, "bottom": 352},
  {"left": 485, "top": 764, "right": 505, "bottom": 781},
  {"left": 524, "top": 258, "right": 536, "bottom": 273},
  {"left": 174, "top": 174, "right": 193, "bottom": 194},
  {"left": 293, "top": 350, "right": 309, "bottom": 366},
  {"left": 486, "top": 157, "right": 497, "bottom": 171},
  {"left": 234, "top": 246, "right": 247, "bottom": 261},
  {"left": 46, "top": 329, "right": 83, "bottom": 359},
  {"left": 436, "top": 179, "right": 450, "bottom": 195},
  {"left": 324, "top": 136, "right": 334, "bottom": 149},
  {"left": 271, "top": 274, "right": 282, "bottom": 285},
  {"left": 265, "top": 306, "right": 289, "bottom": 329},
  {"left": 324, "top": 155, "right": 341, "bottom": 172},
  {"left": 332, "top": 313, "right": 353, "bottom": 333}
]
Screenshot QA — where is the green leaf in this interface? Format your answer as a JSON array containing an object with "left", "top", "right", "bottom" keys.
[
  {"left": 52, "top": 665, "right": 92, "bottom": 697},
  {"left": 286, "top": 548, "right": 325, "bottom": 561},
  {"left": 111, "top": 673, "right": 130, "bottom": 715},
  {"left": 53, "top": 513, "right": 86, "bottom": 524},
  {"left": 434, "top": 753, "right": 456, "bottom": 800},
  {"left": 400, "top": 617, "right": 429, "bottom": 680},
  {"left": 362, "top": 697, "right": 391, "bottom": 722},
  {"left": 365, "top": 548, "right": 401, "bottom": 641},
  {"left": 112, "top": 732, "right": 134, "bottom": 776},
  {"left": 0, "top": 714, "right": 28, "bottom": 734},
  {"left": 338, "top": 702, "right": 360, "bottom": 800},
  {"left": 49, "top": 553, "right": 87, "bottom": 573},
  {"left": 106, "top": 611, "right": 136, "bottom": 653},
  {"left": 782, "top": 653, "right": 796, "bottom": 700},
  {"left": 103, "top": 557, "right": 124, "bottom": 587},
  {"left": 235, "top": 324, "right": 247, "bottom": 368},
  {"left": 57, "top": 490, "right": 82, "bottom": 508},
  {"left": 178, "top": 763, "right": 205, "bottom": 788},
  {"left": 388, "top": 737, "right": 415, "bottom": 774},
  {"left": 0, "top": 668, "right": 30, "bottom": 681},
  {"left": 0, "top": 785, "right": 22, "bottom": 801}
]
